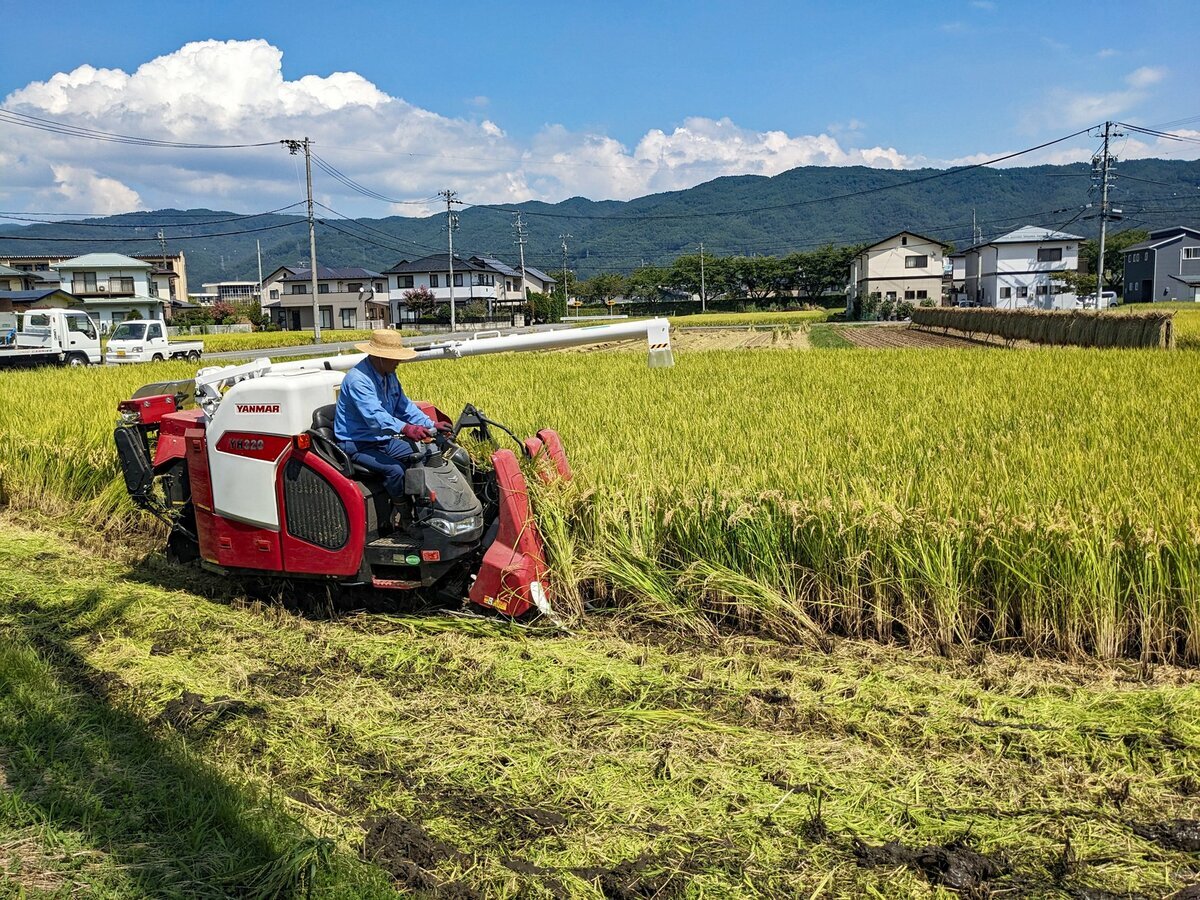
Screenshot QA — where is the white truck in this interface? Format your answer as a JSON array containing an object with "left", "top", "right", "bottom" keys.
[
  {"left": 105, "top": 319, "right": 203, "bottom": 364},
  {"left": 0, "top": 308, "right": 102, "bottom": 367}
]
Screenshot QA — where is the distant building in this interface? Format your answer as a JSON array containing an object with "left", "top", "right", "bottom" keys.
[
  {"left": 1, "top": 251, "right": 189, "bottom": 316},
  {"left": 1121, "top": 226, "right": 1200, "bottom": 303},
  {"left": 200, "top": 281, "right": 261, "bottom": 305},
  {"left": 0, "top": 288, "right": 79, "bottom": 314},
  {"left": 384, "top": 253, "right": 556, "bottom": 322},
  {"left": 952, "top": 225, "right": 1086, "bottom": 309},
  {"left": 49, "top": 253, "right": 165, "bottom": 328},
  {"left": 0, "top": 263, "right": 40, "bottom": 292},
  {"left": 262, "top": 265, "right": 388, "bottom": 331},
  {"left": 848, "top": 231, "right": 946, "bottom": 306}
]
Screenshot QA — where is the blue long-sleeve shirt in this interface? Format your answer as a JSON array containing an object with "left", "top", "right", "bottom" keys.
[{"left": 333, "top": 357, "right": 433, "bottom": 443}]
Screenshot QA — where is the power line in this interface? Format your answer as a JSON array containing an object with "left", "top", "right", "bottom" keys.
[
  {"left": 0, "top": 107, "right": 277, "bottom": 149},
  {"left": 0, "top": 220, "right": 306, "bottom": 243},
  {"left": 310, "top": 153, "right": 440, "bottom": 206},
  {"left": 460, "top": 127, "right": 1098, "bottom": 222},
  {"left": 0, "top": 201, "right": 306, "bottom": 229}
]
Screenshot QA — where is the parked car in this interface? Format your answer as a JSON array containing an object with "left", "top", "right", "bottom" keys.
[
  {"left": 1077, "top": 291, "right": 1118, "bottom": 309},
  {"left": 105, "top": 319, "right": 203, "bottom": 364}
]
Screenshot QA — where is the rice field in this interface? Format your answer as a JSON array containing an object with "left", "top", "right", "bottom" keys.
[
  {"left": 668, "top": 308, "right": 838, "bottom": 327},
  {"left": 167, "top": 329, "right": 381, "bottom": 354},
  {"left": 1, "top": 345, "right": 1199, "bottom": 662}
]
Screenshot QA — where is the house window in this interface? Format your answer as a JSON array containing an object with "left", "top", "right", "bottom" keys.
[
  {"left": 341, "top": 308, "right": 357, "bottom": 329},
  {"left": 916, "top": 290, "right": 928, "bottom": 299},
  {"left": 430, "top": 274, "right": 439, "bottom": 288},
  {"left": 318, "top": 283, "right": 330, "bottom": 294},
  {"left": 397, "top": 275, "right": 414, "bottom": 289},
  {"left": 1017, "top": 286, "right": 1028, "bottom": 298},
  {"left": 269, "top": 289, "right": 279, "bottom": 299},
  {"left": 904, "top": 290, "right": 916, "bottom": 300},
  {"left": 374, "top": 282, "right": 384, "bottom": 292},
  {"left": 885, "top": 291, "right": 897, "bottom": 301},
  {"left": 1037, "top": 248, "right": 1063, "bottom": 262},
  {"left": 901, "top": 236, "right": 908, "bottom": 246},
  {"left": 291, "top": 283, "right": 308, "bottom": 294},
  {"left": 904, "top": 255, "right": 928, "bottom": 268},
  {"left": 74, "top": 272, "right": 97, "bottom": 292},
  {"left": 109, "top": 276, "right": 134, "bottom": 292},
  {"left": 1000, "top": 287, "right": 1012, "bottom": 299},
  {"left": 1036, "top": 285, "right": 1049, "bottom": 296},
  {"left": 453, "top": 273, "right": 463, "bottom": 287},
  {"left": 347, "top": 282, "right": 363, "bottom": 293},
  {"left": 319, "top": 307, "right": 333, "bottom": 329},
  {"left": 1184, "top": 247, "right": 1200, "bottom": 260}
]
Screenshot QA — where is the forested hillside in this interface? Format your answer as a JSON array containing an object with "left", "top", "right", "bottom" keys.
[{"left": 1, "top": 159, "right": 1196, "bottom": 288}]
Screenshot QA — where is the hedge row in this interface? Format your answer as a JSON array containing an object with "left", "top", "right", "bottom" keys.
[{"left": 911, "top": 307, "right": 1175, "bottom": 349}]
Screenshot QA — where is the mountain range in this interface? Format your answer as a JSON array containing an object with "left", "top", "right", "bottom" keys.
[{"left": 2, "top": 159, "right": 1197, "bottom": 289}]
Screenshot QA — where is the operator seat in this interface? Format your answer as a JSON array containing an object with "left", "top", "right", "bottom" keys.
[{"left": 309, "top": 404, "right": 375, "bottom": 480}]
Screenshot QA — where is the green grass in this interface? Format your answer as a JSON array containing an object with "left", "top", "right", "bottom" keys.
[
  {"left": 808, "top": 324, "right": 855, "bottom": 349},
  {"left": 669, "top": 308, "right": 839, "bottom": 327},
  {"left": 1, "top": 522, "right": 1197, "bottom": 897}
]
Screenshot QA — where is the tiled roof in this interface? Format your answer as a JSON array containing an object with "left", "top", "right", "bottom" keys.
[
  {"left": 279, "top": 266, "right": 382, "bottom": 281},
  {"left": 51, "top": 252, "right": 152, "bottom": 269}
]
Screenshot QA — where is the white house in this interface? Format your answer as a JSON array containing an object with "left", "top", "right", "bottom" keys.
[
  {"left": 952, "top": 225, "right": 1086, "bottom": 310},
  {"left": 261, "top": 265, "right": 388, "bottom": 331},
  {"left": 848, "top": 231, "right": 946, "bottom": 305},
  {"left": 49, "top": 252, "right": 165, "bottom": 328}
]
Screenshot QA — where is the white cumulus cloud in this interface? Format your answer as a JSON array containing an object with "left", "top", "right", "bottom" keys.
[{"left": 1, "top": 39, "right": 924, "bottom": 218}]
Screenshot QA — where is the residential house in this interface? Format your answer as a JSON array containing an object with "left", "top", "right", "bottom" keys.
[
  {"left": 49, "top": 253, "right": 165, "bottom": 328},
  {"left": 0, "top": 288, "right": 78, "bottom": 315},
  {"left": 384, "top": 253, "right": 557, "bottom": 322},
  {"left": 848, "top": 231, "right": 946, "bottom": 306},
  {"left": 1, "top": 251, "right": 188, "bottom": 315},
  {"left": 952, "top": 226, "right": 1086, "bottom": 309},
  {"left": 1121, "top": 226, "right": 1200, "bottom": 303},
  {"left": 0, "top": 263, "right": 40, "bottom": 292},
  {"left": 200, "top": 281, "right": 261, "bottom": 304},
  {"left": 262, "top": 265, "right": 389, "bottom": 331}
]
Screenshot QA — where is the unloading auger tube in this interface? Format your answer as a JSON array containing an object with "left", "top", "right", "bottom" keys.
[{"left": 193, "top": 317, "right": 673, "bottom": 415}]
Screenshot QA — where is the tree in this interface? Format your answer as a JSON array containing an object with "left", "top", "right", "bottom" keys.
[
  {"left": 725, "top": 255, "right": 783, "bottom": 302},
  {"left": 579, "top": 272, "right": 626, "bottom": 307},
  {"left": 212, "top": 301, "right": 236, "bottom": 324},
  {"left": 1080, "top": 228, "right": 1149, "bottom": 293},
  {"left": 794, "top": 244, "right": 858, "bottom": 300},
  {"left": 668, "top": 253, "right": 729, "bottom": 307},
  {"left": 1050, "top": 268, "right": 1098, "bottom": 296},
  {"left": 528, "top": 291, "right": 565, "bottom": 323},
  {"left": 625, "top": 265, "right": 671, "bottom": 303},
  {"left": 402, "top": 286, "right": 436, "bottom": 320}
]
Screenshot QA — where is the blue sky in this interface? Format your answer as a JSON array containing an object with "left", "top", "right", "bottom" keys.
[{"left": 0, "top": 0, "right": 1196, "bottom": 216}]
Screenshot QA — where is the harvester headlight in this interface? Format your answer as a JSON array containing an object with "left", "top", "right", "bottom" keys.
[
  {"left": 119, "top": 410, "right": 142, "bottom": 425},
  {"left": 426, "top": 515, "right": 483, "bottom": 537}
]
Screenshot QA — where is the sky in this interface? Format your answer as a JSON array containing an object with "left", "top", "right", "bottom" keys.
[{"left": 0, "top": 0, "right": 1197, "bottom": 219}]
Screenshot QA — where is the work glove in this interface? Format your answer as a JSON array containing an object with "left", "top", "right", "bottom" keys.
[
  {"left": 434, "top": 421, "right": 454, "bottom": 435},
  {"left": 400, "top": 423, "right": 435, "bottom": 442}
]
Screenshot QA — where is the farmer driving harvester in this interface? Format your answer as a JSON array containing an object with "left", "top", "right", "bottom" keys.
[{"left": 333, "top": 330, "right": 453, "bottom": 501}]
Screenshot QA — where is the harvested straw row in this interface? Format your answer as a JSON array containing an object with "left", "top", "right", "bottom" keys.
[{"left": 911, "top": 307, "right": 1175, "bottom": 349}]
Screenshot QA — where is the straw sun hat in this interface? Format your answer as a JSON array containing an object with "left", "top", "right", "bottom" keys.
[{"left": 356, "top": 329, "right": 417, "bottom": 361}]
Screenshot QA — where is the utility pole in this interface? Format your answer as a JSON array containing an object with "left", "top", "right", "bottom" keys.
[
  {"left": 439, "top": 189, "right": 461, "bottom": 331},
  {"left": 514, "top": 212, "right": 529, "bottom": 325},
  {"left": 156, "top": 229, "right": 169, "bottom": 309},
  {"left": 282, "top": 138, "right": 321, "bottom": 341},
  {"left": 256, "top": 239, "right": 264, "bottom": 305},
  {"left": 699, "top": 241, "right": 707, "bottom": 313},
  {"left": 560, "top": 233, "right": 571, "bottom": 317},
  {"left": 1093, "top": 121, "right": 1124, "bottom": 310}
]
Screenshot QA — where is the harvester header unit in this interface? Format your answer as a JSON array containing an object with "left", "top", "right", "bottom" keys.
[{"left": 114, "top": 320, "right": 672, "bottom": 617}]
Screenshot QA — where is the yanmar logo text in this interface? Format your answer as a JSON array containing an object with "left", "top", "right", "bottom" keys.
[{"left": 236, "top": 403, "right": 280, "bottom": 414}]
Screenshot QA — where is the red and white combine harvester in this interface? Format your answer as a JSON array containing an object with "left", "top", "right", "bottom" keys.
[{"left": 114, "top": 321, "right": 673, "bottom": 618}]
